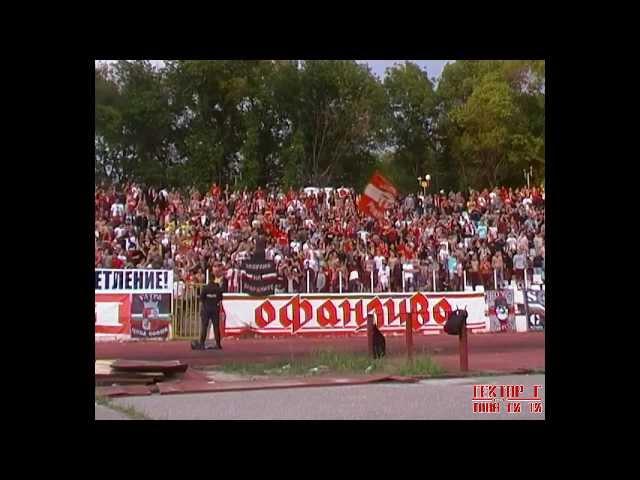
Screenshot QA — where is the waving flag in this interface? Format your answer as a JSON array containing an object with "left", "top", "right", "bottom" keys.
[{"left": 357, "top": 171, "right": 398, "bottom": 220}]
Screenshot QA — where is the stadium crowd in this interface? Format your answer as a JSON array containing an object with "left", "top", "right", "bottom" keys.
[{"left": 95, "top": 182, "right": 545, "bottom": 293}]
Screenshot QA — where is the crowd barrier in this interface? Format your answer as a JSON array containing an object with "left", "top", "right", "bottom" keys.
[{"left": 223, "top": 266, "right": 544, "bottom": 295}]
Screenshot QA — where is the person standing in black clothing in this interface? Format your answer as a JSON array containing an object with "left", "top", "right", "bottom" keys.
[{"left": 194, "top": 274, "right": 225, "bottom": 350}]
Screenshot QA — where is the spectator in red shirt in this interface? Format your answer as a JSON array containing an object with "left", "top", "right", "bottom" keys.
[{"left": 95, "top": 182, "right": 544, "bottom": 294}]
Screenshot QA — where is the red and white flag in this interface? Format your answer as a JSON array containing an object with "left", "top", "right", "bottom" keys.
[{"left": 357, "top": 171, "right": 398, "bottom": 220}]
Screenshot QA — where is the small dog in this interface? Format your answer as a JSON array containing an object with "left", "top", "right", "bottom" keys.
[{"left": 372, "top": 323, "right": 386, "bottom": 358}]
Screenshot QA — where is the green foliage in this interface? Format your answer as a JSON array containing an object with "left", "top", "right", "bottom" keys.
[
  {"left": 375, "top": 151, "right": 421, "bottom": 195},
  {"left": 384, "top": 62, "right": 438, "bottom": 179},
  {"left": 281, "top": 129, "right": 306, "bottom": 189},
  {"left": 436, "top": 60, "right": 545, "bottom": 189},
  {"left": 95, "top": 59, "right": 544, "bottom": 190},
  {"left": 239, "top": 121, "right": 261, "bottom": 190}
]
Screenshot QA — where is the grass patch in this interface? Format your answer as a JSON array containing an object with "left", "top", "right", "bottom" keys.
[
  {"left": 218, "top": 362, "right": 280, "bottom": 376},
  {"left": 216, "top": 349, "right": 442, "bottom": 377},
  {"left": 394, "top": 356, "right": 444, "bottom": 376},
  {"left": 96, "top": 395, "right": 151, "bottom": 420}
]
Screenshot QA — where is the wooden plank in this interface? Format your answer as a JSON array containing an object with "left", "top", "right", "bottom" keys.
[{"left": 111, "top": 360, "right": 189, "bottom": 374}]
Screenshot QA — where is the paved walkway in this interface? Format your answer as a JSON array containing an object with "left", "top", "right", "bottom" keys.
[
  {"left": 95, "top": 403, "right": 131, "bottom": 420},
  {"left": 108, "top": 374, "right": 545, "bottom": 420}
]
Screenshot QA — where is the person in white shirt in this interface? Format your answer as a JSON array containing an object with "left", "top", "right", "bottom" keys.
[
  {"left": 517, "top": 234, "right": 529, "bottom": 254},
  {"left": 438, "top": 245, "right": 449, "bottom": 264},
  {"left": 307, "top": 253, "right": 318, "bottom": 272},
  {"left": 378, "top": 260, "right": 390, "bottom": 291},
  {"left": 265, "top": 246, "right": 275, "bottom": 260},
  {"left": 316, "top": 266, "right": 326, "bottom": 292},
  {"left": 374, "top": 254, "right": 385, "bottom": 273},
  {"left": 175, "top": 279, "right": 186, "bottom": 299},
  {"left": 115, "top": 224, "right": 127, "bottom": 240},
  {"left": 513, "top": 252, "right": 527, "bottom": 283},
  {"left": 506, "top": 234, "right": 517, "bottom": 253},
  {"left": 111, "top": 202, "right": 124, "bottom": 219},
  {"left": 402, "top": 260, "right": 415, "bottom": 291},
  {"left": 534, "top": 233, "right": 544, "bottom": 255},
  {"left": 348, "top": 268, "right": 360, "bottom": 292}
]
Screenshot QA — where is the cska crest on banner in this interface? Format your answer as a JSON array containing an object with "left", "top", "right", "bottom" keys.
[{"left": 357, "top": 171, "right": 398, "bottom": 220}]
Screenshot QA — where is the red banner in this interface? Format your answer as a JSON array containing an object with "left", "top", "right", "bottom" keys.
[
  {"left": 357, "top": 171, "right": 398, "bottom": 220},
  {"left": 95, "top": 294, "right": 131, "bottom": 335}
]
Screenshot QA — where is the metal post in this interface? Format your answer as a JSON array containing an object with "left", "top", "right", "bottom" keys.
[
  {"left": 370, "top": 271, "right": 374, "bottom": 293},
  {"left": 524, "top": 267, "right": 528, "bottom": 291},
  {"left": 206, "top": 269, "right": 209, "bottom": 284},
  {"left": 339, "top": 270, "right": 343, "bottom": 294},
  {"left": 406, "top": 311, "right": 414, "bottom": 361},
  {"left": 433, "top": 269, "right": 437, "bottom": 292},
  {"left": 307, "top": 269, "right": 310, "bottom": 293},
  {"left": 402, "top": 264, "right": 406, "bottom": 293},
  {"left": 494, "top": 268, "right": 498, "bottom": 290},
  {"left": 463, "top": 269, "right": 467, "bottom": 290},
  {"left": 459, "top": 315, "right": 468, "bottom": 372}
]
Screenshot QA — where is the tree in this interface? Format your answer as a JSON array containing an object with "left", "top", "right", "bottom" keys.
[
  {"left": 383, "top": 61, "right": 438, "bottom": 182},
  {"left": 95, "top": 64, "right": 126, "bottom": 183},
  {"left": 291, "top": 60, "right": 387, "bottom": 186},
  {"left": 238, "top": 61, "right": 291, "bottom": 188},
  {"left": 166, "top": 60, "right": 250, "bottom": 187},
  {"left": 115, "top": 61, "right": 178, "bottom": 184},
  {"left": 94, "top": 59, "right": 545, "bottom": 192},
  {"left": 281, "top": 129, "right": 305, "bottom": 189},
  {"left": 436, "top": 60, "right": 545, "bottom": 189},
  {"left": 449, "top": 72, "right": 516, "bottom": 187}
]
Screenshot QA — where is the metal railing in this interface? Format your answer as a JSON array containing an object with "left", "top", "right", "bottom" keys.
[
  {"left": 170, "top": 265, "right": 545, "bottom": 339},
  {"left": 172, "top": 283, "right": 204, "bottom": 339},
  {"left": 175, "top": 263, "right": 544, "bottom": 303}
]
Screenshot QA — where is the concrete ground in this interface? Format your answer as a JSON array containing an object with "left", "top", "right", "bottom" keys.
[
  {"left": 102, "top": 373, "right": 545, "bottom": 420},
  {"left": 95, "top": 403, "right": 131, "bottom": 420}
]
